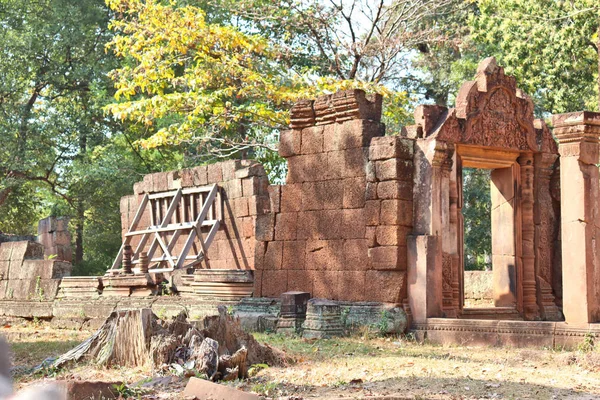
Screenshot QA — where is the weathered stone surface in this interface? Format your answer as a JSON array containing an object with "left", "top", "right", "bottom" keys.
[
  {"left": 368, "top": 245, "right": 406, "bottom": 270},
  {"left": 261, "top": 270, "right": 287, "bottom": 297},
  {"left": 287, "top": 270, "right": 313, "bottom": 294},
  {"left": 369, "top": 136, "right": 414, "bottom": 161},
  {"left": 263, "top": 241, "right": 283, "bottom": 270},
  {"left": 9, "top": 260, "right": 71, "bottom": 280},
  {"left": 364, "top": 270, "right": 406, "bottom": 303},
  {"left": 290, "top": 100, "right": 315, "bottom": 129},
  {"left": 375, "top": 159, "right": 413, "bottom": 182},
  {"left": 324, "top": 120, "right": 385, "bottom": 151},
  {"left": 377, "top": 180, "right": 413, "bottom": 200},
  {"left": 277, "top": 291, "right": 311, "bottom": 335},
  {"left": 280, "top": 184, "right": 302, "bottom": 212},
  {"left": 184, "top": 377, "right": 259, "bottom": 400},
  {"left": 279, "top": 130, "right": 302, "bottom": 158},
  {"left": 342, "top": 177, "right": 366, "bottom": 209},
  {"left": 275, "top": 213, "right": 298, "bottom": 241},
  {"left": 306, "top": 239, "right": 344, "bottom": 271},
  {"left": 56, "top": 380, "right": 122, "bottom": 400},
  {"left": 380, "top": 200, "right": 413, "bottom": 226},
  {"left": 300, "top": 126, "right": 324, "bottom": 154},
  {"left": 283, "top": 240, "right": 306, "bottom": 270},
  {"left": 302, "top": 298, "right": 344, "bottom": 339}
]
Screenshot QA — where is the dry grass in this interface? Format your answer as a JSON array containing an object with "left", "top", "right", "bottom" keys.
[{"left": 2, "top": 323, "right": 600, "bottom": 399}]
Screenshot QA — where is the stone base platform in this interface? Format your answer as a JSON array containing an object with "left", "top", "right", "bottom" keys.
[
  {"left": 177, "top": 270, "right": 253, "bottom": 300},
  {"left": 412, "top": 318, "right": 600, "bottom": 349}
]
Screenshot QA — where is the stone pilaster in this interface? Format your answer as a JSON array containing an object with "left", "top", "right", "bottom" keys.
[
  {"left": 534, "top": 152, "right": 562, "bottom": 321},
  {"left": 553, "top": 111, "right": 600, "bottom": 325},
  {"left": 518, "top": 153, "right": 540, "bottom": 320}
]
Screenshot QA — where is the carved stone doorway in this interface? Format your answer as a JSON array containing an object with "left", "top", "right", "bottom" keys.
[{"left": 457, "top": 146, "right": 522, "bottom": 319}]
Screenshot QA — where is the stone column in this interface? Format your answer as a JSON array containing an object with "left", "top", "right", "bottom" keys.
[
  {"left": 534, "top": 152, "right": 561, "bottom": 321},
  {"left": 439, "top": 146, "right": 458, "bottom": 317},
  {"left": 553, "top": 111, "right": 600, "bottom": 325},
  {"left": 518, "top": 153, "right": 540, "bottom": 320}
]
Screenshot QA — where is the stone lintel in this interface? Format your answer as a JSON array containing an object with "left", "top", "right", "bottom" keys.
[{"left": 552, "top": 111, "right": 600, "bottom": 129}]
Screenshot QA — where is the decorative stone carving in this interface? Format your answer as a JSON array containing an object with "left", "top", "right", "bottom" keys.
[
  {"left": 313, "top": 95, "right": 336, "bottom": 126},
  {"left": 534, "top": 152, "right": 561, "bottom": 321},
  {"left": 290, "top": 100, "right": 315, "bottom": 129},
  {"left": 519, "top": 153, "right": 540, "bottom": 320},
  {"left": 412, "top": 57, "right": 537, "bottom": 152},
  {"left": 277, "top": 291, "right": 311, "bottom": 335},
  {"left": 302, "top": 299, "right": 344, "bottom": 339},
  {"left": 331, "top": 90, "right": 382, "bottom": 122}
]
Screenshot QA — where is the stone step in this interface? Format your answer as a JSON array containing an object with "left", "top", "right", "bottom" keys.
[{"left": 460, "top": 307, "right": 523, "bottom": 320}]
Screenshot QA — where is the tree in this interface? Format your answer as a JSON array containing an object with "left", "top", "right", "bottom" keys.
[
  {"left": 470, "top": 0, "right": 600, "bottom": 114},
  {"left": 0, "top": 0, "right": 173, "bottom": 274},
  {"left": 0, "top": 0, "right": 114, "bottom": 255},
  {"left": 462, "top": 168, "right": 491, "bottom": 271},
  {"left": 105, "top": 0, "right": 305, "bottom": 152}
]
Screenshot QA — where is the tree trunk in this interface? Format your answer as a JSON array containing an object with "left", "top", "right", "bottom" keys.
[
  {"left": 0, "top": 188, "right": 12, "bottom": 209},
  {"left": 48, "top": 307, "right": 285, "bottom": 378},
  {"left": 74, "top": 202, "right": 84, "bottom": 265}
]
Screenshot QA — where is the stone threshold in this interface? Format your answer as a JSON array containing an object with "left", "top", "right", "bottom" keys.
[{"left": 412, "top": 318, "right": 600, "bottom": 349}]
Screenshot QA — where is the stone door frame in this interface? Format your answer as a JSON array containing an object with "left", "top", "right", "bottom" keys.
[{"left": 455, "top": 145, "right": 523, "bottom": 317}]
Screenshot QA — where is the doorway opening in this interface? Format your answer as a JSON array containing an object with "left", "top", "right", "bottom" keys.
[
  {"left": 461, "top": 164, "right": 518, "bottom": 313},
  {"left": 462, "top": 168, "right": 493, "bottom": 308}
]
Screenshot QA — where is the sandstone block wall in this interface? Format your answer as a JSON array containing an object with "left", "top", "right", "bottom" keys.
[
  {"left": 38, "top": 216, "right": 72, "bottom": 262},
  {"left": 0, "top": 241, "right": 71, "bottom": 300},
  {"left": 254, "top": 90, "right": 415, "bottom": 303},
  {"left": 120, "top": 160, "right": 270, "bottom": 270},
  {"left": 463, "top": 271, "right": 493, "bottom": 301}
]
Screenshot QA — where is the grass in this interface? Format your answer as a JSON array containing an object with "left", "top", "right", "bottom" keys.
[
  {"left": 2, "top": 323, "right": 600, "bottom": 399},
  {"left": 252, "top": 332, "right": 600, "bottom": 399}
]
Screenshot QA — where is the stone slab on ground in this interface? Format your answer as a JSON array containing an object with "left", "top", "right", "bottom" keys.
[
  {"left": 56, "top": 380, "right": 122, "bottom": 400},
  {"left": 183, "top": 377, "right": 259, "bottom": 400}
]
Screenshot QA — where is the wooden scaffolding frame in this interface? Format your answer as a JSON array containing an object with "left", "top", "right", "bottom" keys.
[{"left": 109, "top": 184, "right": 221, "bottom": 274}]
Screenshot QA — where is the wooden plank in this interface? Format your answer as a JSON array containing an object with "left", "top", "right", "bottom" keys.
[
  {"left": 146, "top": 189, "right": 183, "bottom": 262},
  {"left": 176, "top": 185, "right": 217, "bottom": 269},
  {"left": 183, "top": 220, "right": 220, "bottom": 269},
  {"left": 124, "top": 220, "right": 217, "bottom": 236},
  {"left": 110, "top": 194, "right": 149, "bottom": 270},
  {"left": 133, "top": 255, "right": 202, "bottom": 265},
  {"left": 154, "top": 232, "right": 175, "bottom": 268},
  {"left": 148, "top": 185, "right": 215, "bottom": 200}
]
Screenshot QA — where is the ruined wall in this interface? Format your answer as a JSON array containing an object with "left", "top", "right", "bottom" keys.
[
  {"left": 0, "top": 241, "right": 71, "bottom": 300},
  {"left": 254, "top": 90, "right": 414, "bottom": 303},
  {"left": 38, "top": 216, "right": 72, "bottom": 262},
  {"left": 120, "top": 160, "right": 270, "bottom": 270}
]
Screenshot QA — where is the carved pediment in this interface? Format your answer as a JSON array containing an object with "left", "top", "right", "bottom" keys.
[{"left": 413, "top": 58, "right": 538, "bottom": 152}]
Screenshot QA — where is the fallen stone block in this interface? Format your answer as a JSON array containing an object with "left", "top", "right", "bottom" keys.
[
  {"left": 183, "top": 377, "right": 259, "bottom": 400},
  {"left": 56, "top": 380, "right": 122, "bottom": 400}
]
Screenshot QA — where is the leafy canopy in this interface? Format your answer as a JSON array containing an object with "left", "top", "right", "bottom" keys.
[
  {"left": 105, "top": 0, "right": 412, "bottom": 154},
  {"left": 470, "top": 0, "right": 600, "bottom": 114},
  {"left": 105, "top": 0, "right": 310, "bottom": 150}
]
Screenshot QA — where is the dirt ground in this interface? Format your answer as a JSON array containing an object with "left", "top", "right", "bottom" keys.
[{"left": 2, "top": 321, "right": 600, "bottom": 399}]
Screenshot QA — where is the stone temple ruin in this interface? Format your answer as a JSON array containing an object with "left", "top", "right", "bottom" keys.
[{"left": 1, "top": 57, "right": 600, "bottom": 346}]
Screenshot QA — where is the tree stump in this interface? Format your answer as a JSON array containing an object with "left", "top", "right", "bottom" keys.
[{"left": 49, "top": 306, "right": 285, "bottom": 381}]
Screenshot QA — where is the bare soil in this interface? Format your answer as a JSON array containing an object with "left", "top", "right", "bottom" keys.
[{"left": 2, "top": 322, "right": 600, "bottom": 399}]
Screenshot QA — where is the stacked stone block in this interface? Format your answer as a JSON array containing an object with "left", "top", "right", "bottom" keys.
[
  {"left": 255, "top": 90, "right": 415, "bottom": 303},
  {"left": 119, "top": 160, "right": 270, "bottom": 272},
  {"left": 38, "top": 216, "right": 72, "bottom": 262},
  {"left": 0, "top": 241, "right": 71, "bottom": 300}
]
